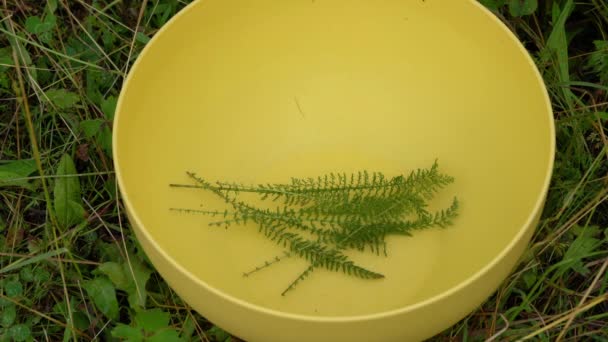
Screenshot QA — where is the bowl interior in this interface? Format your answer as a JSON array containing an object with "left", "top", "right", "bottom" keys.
[{"left": 115, "top": 0, "right": 553, "bottom": 317}]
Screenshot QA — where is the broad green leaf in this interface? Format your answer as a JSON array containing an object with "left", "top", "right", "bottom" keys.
[
  {"left": 24, "top": 14, "right": 56, "bottom": 44},
  {"left": 8, "top": 324, "right": 30, "bottom": 342},
  {"left": 0, "top": 47, "right": 13, "bottom": 73},
  {"left": 86, "top": 69, "right": 113, "bottom": 105},
  {"left": 38, "top": 14, "right": 57, "bottom": 43},
  {"left": 25, "top": 16, "right": 51, "bottom": 34},
  {"left": 95, "top": 255, "right": 151, "bottom": 309},
  {"left": 98, "top": 262, "right": 130, "bottom": 290},
  {"left": 65, "top": 34, "right": 101, "bottom": 62},
  {"left": 135, "top": 309, "right": 170, "bottom": 333},
  {"left": 45, "top": 88, "right": 80, "bottom": 109},
  {"left": 35, "top": 56, "right": 52, "bottom": 84},
  {"left": 79, "top": 119, "right": 112, "bottom": 157},
  {"left": 83, "top": 276, "right": 119, "bottom": 320},
  {"left": 180, "top": 316, "right": 196, "bottom": 341},
  {"left": 151, "top": 3, "right": 174, "bottom": 26},
  {"left": 73, "top": 312, "right": 90, "bottom": 331},
  {"left": 148, "top": 330, "right": 183, "bottom": 342},
  {"left": 62, "top": 326, "right": 71, "bottom": 342},
  {"left": 135, "top": 32, "right": 151, "bottom": 44},
  {"left": 595, "top": 112, "right": 608, "bottom": 121},
  {"left": 572, "top": 225, "right": 601, "bottom": 238},
  {"left": 0, "top": 332, "right": 10, "bottom": 342},
  {"left": 562, "top": 231, "right": 601, "bottom": 275},
  {"left": 0, "top": 160, "right": 36, "bottom": 178},
  {"left": 0, "top": 159, "right": 37, "bottom": 189},
  {"left": 102, "top": 30, "right": 117, "bottom": 50},
  {"left": 101, "top": 96, "right": 117, "bottom": 121},
  {"left": 33, "top": 268, "right": 50, "bottom": 282},
  {"left": 54, "top": 190, "right": 85, "bottom": 229},
  {"left": 508, "top": 0, "right": 538, "bottom": 16},
  {"left": 522, "top": 270, "right": 537, "bottom": 289},
  {"left": 207, "top": 326, "right": 232, "bottom": 342},
  {"left": 53, "top": 300, "right": 89, "bottom": 339},
  {"left": 4, "top": 280, "right": 23, "bottom": 298},
  {"left": 46, "top": 0, "right": 58, "bottom": 13},
  {"left": 125, "top": 257, "right": 152, "bottom": 309},
  {"left": 80, "top": 119, "right": 103, "bottom": 139},
  {"left": 53, "top": 154, "right": 85, "bottom": 229},
  {"left": 19, "top": 267, "right": 34, "bottom": 282},
  {"left": 97, "top": 242, "right": 122, "bottom": 263},
  {"left": 0, "top": 296, "right": 9, "bottom": 309},
  {"left": 111, "top": 324, "right": 143, "bottom": 342},
  {"left": 4, "top": 29, "right": 37, "bottom": 82},
  {"left": 0, "top": 46, "right": 12, "bottom": 57},
  {"left": 479, "top": 0, "right": 507, "bottom": 11},
  {"left": 1, "top": 304, "right": 16, "bottom": 327},
  {"left": 0, "top": 72, "right": 9, "bottom": 90},
  {"left": 99, "top": 125, "right": 113, "bottom": 157}
]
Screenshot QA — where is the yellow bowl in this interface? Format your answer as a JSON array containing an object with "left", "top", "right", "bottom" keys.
[{"left": 114, "top": 1, "right": 554, "bottom": 341}]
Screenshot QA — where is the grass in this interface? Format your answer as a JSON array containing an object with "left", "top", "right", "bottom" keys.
[{"left": 0, "top": 0, "right": 607, "bottom": 341}]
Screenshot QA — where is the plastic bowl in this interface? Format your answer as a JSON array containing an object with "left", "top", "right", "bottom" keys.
[{"left": 113, "top": 1, "right": 554, "bottom": 340}]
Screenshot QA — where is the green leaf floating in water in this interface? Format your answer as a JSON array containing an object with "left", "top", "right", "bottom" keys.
[{"left": 170, "top": 160, "right": 459, "bottom": 295}]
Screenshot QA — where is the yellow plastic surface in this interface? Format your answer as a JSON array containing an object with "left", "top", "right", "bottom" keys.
[{"left": 113, "top": 0, "right": 555, "bottom": 341}]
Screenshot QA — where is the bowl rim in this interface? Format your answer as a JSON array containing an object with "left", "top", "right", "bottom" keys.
[{"left": 113, "top": 0, "right": 556, "bottom": 323}]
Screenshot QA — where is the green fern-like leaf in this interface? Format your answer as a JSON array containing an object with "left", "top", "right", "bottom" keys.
[{"left": 170, "top": 161, "right": 459, "bottom": 295}]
